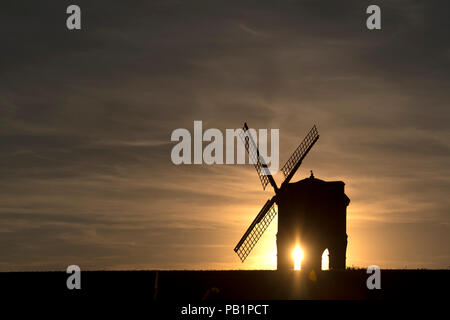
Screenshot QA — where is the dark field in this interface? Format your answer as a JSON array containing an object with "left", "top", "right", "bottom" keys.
[{"left": 1, "top": 269, "right": 448, "bottom": 300}]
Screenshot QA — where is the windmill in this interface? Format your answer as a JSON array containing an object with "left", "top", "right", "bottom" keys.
[{"left": 234, "top": 123, "right": 350, "bottom": 271}]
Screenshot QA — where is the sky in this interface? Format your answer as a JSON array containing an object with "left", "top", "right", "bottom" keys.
[{"left": 0, "top": 0, "right": 449, "bottom": 271}]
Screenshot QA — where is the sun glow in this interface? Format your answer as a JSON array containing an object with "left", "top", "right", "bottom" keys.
[{"left": 292, "top": 246, "right": 304, "bottom": 270}]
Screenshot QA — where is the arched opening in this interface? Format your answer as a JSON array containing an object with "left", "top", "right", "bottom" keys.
[
  {"left": 292, "top": 246, "right": 304, "bottom": 270},
  {"left": 321, "top": 249, "right": 329, "bottom": 270}
]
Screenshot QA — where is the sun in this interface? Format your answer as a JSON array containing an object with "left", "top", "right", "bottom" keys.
[{"left": 292, "top": 246, "right": 304, "bottom": 270}]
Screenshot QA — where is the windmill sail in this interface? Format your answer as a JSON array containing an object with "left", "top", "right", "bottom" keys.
[
  {"left": 233, "top": 123, "right": 318, "bottom": 264},
  {"left": 239, "top": 123, "right": 278, "bottom": 191},
  {"left": 281, "top": 125, "right": 319, "bottom": 186},
  {"left": 234, "top": 196, "right": 277, "bottom": 262}
]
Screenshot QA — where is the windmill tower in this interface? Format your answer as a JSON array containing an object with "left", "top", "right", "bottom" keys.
[{"left": 234, "top": 124, "right": 350, "bottom": 271}]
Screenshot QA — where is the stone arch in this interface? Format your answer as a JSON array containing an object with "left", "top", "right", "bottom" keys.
[{"left": 321, "top": 248, "right": 329, "bottom": 270}]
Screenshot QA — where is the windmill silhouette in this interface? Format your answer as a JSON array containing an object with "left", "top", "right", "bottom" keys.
[{"left": 234, "top": 123, "right": 350, "bottom": 271}]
